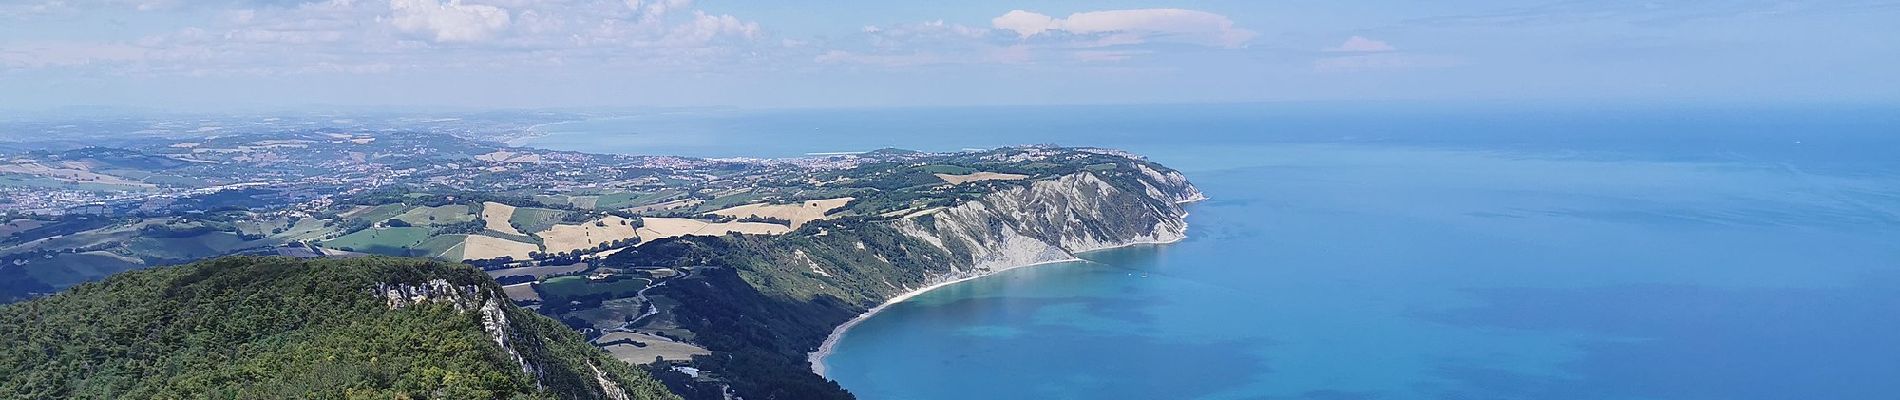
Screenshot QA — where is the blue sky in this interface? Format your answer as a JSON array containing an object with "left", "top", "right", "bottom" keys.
[{"left": 1, "top": 0, "right": 1896, "bottom": 110}]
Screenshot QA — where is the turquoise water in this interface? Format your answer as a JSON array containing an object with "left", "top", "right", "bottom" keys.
[{"left": 527, "top": 104, "right": 1900, "bottom": 399}]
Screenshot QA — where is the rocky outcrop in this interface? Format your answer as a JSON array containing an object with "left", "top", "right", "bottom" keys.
[
  {"left": 376, "top": 279, "right": 538, "bottom": 387},
  {"left": 591, "top": 362, "right": 633, "bottom": 400},
  {"left": 803, "top": 165, "right": 1204, "bottom": 378}
]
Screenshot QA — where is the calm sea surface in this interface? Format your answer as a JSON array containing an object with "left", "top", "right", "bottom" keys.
[{"left": 526, "top": 103, "right": 1900, "bottom": 399}]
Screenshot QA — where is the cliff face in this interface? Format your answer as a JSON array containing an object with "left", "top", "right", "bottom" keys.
[
  {"left": 895, "top": 168, "right": 1203, "bottom": 280},
  {"left": 604, "top": 156, "right": 1203, "bottom": 400}
]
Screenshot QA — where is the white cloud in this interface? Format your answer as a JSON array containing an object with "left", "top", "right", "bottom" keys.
[
  {"left": 1325, "top": 36, "right": 1395, "bottom": 53},
  {"left": 992, "top": 10, "right": 1056, "bottom": 37},
  {"left": 991, "top": 8, "right": 1256, "bottom": 48},
  {"left": 388, "top": 0, "right": 513, "bottom": 43},
  {"left": 0, "top": 0, "right": 773, "bottom": 77}
]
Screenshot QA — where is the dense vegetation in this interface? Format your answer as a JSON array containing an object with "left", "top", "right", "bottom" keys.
[
  {"left": 0, "top": 256, "right": 677, "bottom": 400},
  {"left": 601, "top": 221, "right": 974, "bottom": 399}
]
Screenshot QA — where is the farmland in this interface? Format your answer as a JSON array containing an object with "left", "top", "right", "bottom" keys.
[{"left": 321, "top": 227, "right": 432, "bottom": 256}]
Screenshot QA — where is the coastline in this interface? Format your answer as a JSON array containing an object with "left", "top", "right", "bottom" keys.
[{"left": 808, "top": 201, "right": 1201, "bottom": 377}]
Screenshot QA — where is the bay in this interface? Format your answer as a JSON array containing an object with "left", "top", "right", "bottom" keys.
[{"left": 525, "top": 103, "right": 1900, "bottom": 399}]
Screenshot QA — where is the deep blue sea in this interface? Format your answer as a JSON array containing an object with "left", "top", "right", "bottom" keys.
[{"left": 526, "top": 103, "right": 1900, "bottom": 399}]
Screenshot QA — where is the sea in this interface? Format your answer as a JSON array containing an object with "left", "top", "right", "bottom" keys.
[{"left": 524, "top": 102, "right": 1900, "bottom": 400}]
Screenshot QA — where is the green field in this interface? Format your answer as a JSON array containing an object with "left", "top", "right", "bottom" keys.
[
  {"left": 22, "top": 225, "right": 138, "bottom": 253},
  {"left": 393, "top": 204, "right": 475, "bottom": 226},
  {"left": 346, "top": 204, "right": 408, "bottom": 223},
  {"left": 272, "top": 218, "right": 335, "bottom": 241},
  {"left": 321, "top": 227, "right": 432, "bottom": 256},
  {"left": 538, "top": 275, "right": 650, "bottom": 301},
  {"left": 20, "top": 252, "right": 145, "bottom": 288},
  {"left": 509, "top": 207, "right": 569, "bottom": 234},
  {"left": 411, "top": 234, "right": 468, "bottom": 259},
  {"left": 125, "top": 232, "right": 259, "bottom": 261}
]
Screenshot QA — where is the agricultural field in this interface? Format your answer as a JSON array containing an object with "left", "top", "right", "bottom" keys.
[
  {"left": 480, "top": 201, "right": 525, "bottom": 235},
  {"left": 596, "top": 332, "right": 711, "bottom": 365},
  {"left": 9, "top": 224, "right": 141, "bottom": 254},
  {"left": 691, "top": 191, "right": 770, "bottom": 212},
  {"left": 625, "top": 198, "right": 701, "bottom": 214},
  {"left": 500, "top": 282, "right": 541, "bottom": 303},
  {"left": 341, "top": 203, "right": 407, "bottom": 223},
  {"left": 0, "top": 219, "right": 49, "bottom": 237},
  {"left": 485, "top": 263, "right": 589, "bottom": 280},
  {"left": 508, "top": 206, "right": 569, "bottom": 234},
  {"left": 916, "top": 164, "right": 977, "bottom": 175},
  {"left": 320, "top": 227, "right": 431, "bottom": 256},
  {"left": 595, "top": 190, "right": 686, "bottom": 210},
  {"left": 540, "top": 215, "right": 640, "bottom": 254},
  {"left": 124, "top": 232, "right": 262, "bottom": 261},
  {"left": 709, "top": 197, "right": 852, "bottom": 229},
  {"left": 537, "top": 275, "right": 650, "bottom": 301},
  {"left": 534, "top": 194, "right": 602, "bottom": 209},
  {"left": 392, "top": 204, "right": 475, "bottom": 226},
  {"left": 565, "top": 297, "right": 647, "bottom": 331},
  {"left": 460, "top": 234, "right": 539, "bottom": 260},
  {"left": 636, "top": 217, "right": 788, "bottom": 241},
  {"left": 411, "top": 234, "right": 468, "bottom": 259},
  {"left": 270, "top": 218, "right": 336, "bottom": 241}
]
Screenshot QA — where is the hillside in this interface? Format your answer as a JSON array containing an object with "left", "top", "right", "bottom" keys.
[
  {"left": 0, "top": 136, "right": 1206, "bottom": 399},
  {"left": 0, "top": 256, "right": 677, "bottom": 400},
  {"left": 600, "top": 160, "right": 1205, "bottom": 399}
]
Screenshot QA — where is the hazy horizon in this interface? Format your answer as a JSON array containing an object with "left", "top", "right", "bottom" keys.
[{"left": 5, "top": 1, "right": 1898, "bottom": 110}]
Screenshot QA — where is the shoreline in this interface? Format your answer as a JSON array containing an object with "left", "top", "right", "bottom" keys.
[{"left": 808, "top": 202, "right": 1201, "bottom": 377}]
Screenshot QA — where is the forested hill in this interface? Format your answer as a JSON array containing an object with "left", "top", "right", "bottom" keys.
[{"left": 0, "top": 256, "right": 677, "bottom": 400}]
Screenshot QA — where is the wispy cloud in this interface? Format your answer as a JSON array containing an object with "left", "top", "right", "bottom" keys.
[
  {"left": 1403, "top": 0, "right": 1896, "bottom": 27},
  {"left": 992, "top": 8, "right": 1257, "bottom": 48},
  {"left": 819, "top": 8, "right": 1258, "bottom": 68},
  {"left": 1325, "top": 36, "right": 1395, "bottom": 53},
  {"left": 0, "top": 0, "right": 766, "bottom": 75},
  {"left": 1313, "top": 53, "right": 1462, "bottom": 72}
]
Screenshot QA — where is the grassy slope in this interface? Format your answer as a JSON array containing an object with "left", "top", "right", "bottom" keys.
[
  {"left": 0, "top": 256, "right": 677, "bottom": 400},
  {"left": 509, "top": 207, "right": 570, "bottom": 234},
  {"left": 393, "top": 204, "right": 477, "bottom": 226},
  {"left": 323, "top": 227, "right": 432, "bottom": 255}
]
